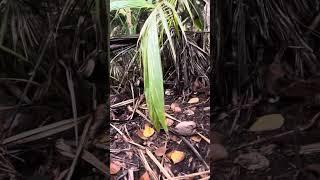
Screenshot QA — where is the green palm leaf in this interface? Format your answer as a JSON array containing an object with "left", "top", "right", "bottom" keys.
[
  {"left": 140, "top": 13, "right": 167, "bottom": 132},
  {"left": 111, "top": 0, "right": 155, "bottom": 11}
]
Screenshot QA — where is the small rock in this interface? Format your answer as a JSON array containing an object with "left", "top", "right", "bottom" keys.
[
  {"left": 174, "top": 121, "right": 196, "bottom": 136},
  {"left": 188, "top": 97, "right": 199, "bottom": 104}
]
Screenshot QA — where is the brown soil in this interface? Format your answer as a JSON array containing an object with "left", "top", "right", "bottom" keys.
[{"left": 110, "top": 90, "right": 210, "bottom": 179}]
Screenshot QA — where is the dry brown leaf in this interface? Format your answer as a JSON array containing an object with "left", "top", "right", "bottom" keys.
[
  {"left": 249, "top": 114, "right": 284, "bottom": 132},
  {"left": 191, "top": 135, "right": 202, "bottom": 142},
  {"left": 174, "top": 106, "right": 182, "bottom": 112},
  {"left": 143, "top": 124, "right": 155, "bottom": 138},
  {"left": 188, "top": 97, "right": 199, "bottom": 104},
  {"left": 166, "top": 118, "right": 174, "bottom": 126},
  {"left": 139, "top": 171, "right": 150, "bottom": 180},
  {"left": 166, "top": 151, "right": 173, "bottom": 158},
  {"left": 137, "top": 130, "right": 148, "bottom": 140},
  {"left": 154, "top": 146, "right": 167, "bottom": 157},
  {"left": 110, "top": 161, "right": 121, "bottom": 175},
  {"left": 170, "top": 102, "right": 179, "bottom": 110},
  {"left": 169, "top": 150, "right": 185, "bottom": 164},
  {"left": 170, "top": 102, "right": 182, "bottom": 112}
]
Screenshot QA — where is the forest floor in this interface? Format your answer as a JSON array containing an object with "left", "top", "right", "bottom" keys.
[
  {"left": 110, "top": 87, "right": 210, "bottom": 179},
  {"left": 213, "top": 90, "right": 320, "bottom": 179}
]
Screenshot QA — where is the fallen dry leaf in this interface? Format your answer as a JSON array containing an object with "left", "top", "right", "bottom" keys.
[
  {"left": 139, "top": 171, "right": 150, "bottom": 180},
  {"left": 137, "top": 130, "right": 148, "bottom": 140},
  {"left": 154, "top": 146, "right": 167, "bottom": 157},
  {"left": 249, "top": 114, "right": 284, "bottom": 132},
  {"left": 174, "top": 121, "right": 196, "bottom": 136},
  {"left": 169, "top": 150, "right": 185, "bottom": 164},
  {"left": 110, "top": 161, "right": 121, "bottom": 175},
  {"left": 166, "top": 118, "right": 174, "bottom": 126},
  {"left": 174, "top": 107, "right": 182, "bottom": 112},
  {"left": 210, "top": 143, "right": 228, "bottom": 161},
  {"left": 234, "top": 152, "right": 269, "bottom": 170},
  {"left": 191, "top": 135, "right": 202, "bottom": 142},
  {"left": 143, "top": 124, "right": 155, "bottom": 138},
  {"left": 170, "top": 102, "right": 182, "bottom": 112},
  {"left": 188, "top": 97, "right": 199, "bottom": 104}
]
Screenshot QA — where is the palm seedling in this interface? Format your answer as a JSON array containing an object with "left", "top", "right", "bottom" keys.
[{"left": 110, "top": 0, "right": 202, "bottom": 132}]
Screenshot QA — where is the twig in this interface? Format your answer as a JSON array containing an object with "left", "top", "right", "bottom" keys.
[
  {"left": 138, "top": 149, "right": 158, "bottom": 180},
  {"left": 111, "top": 99, "right": 134, "bottom": 108},
  {"left": 145, "top": 149, "right": 172, "bottom": 179},
  {"left": 196, "top": 132, "right": 210, "bottom": 144},
  {"left": 129, "top": 96, "right": 143, "bottom": 120},
  {"left": 180, "top": 136, "right": 209, "bottom": 169},
  {"left": 128, "top": 106, "right": 152, "bottom": 124},
  {"left": 165, "top": 113, "right": 181, "bottom": 122},
  {"left": 198, "top": 176, "right": 210, "bottom": 180},
  {"left": 164, "top": 170, "right": 210, "bottom": 180},
  {"left": 110, "top": 123, "right": 145, "bottom": 149}
]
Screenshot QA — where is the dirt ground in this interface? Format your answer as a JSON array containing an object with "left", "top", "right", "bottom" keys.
[
  {"left": 110, "top": 89, "right": 210, "bottom": 179},
  {"left": 213, "top": 94, "right": 320, "bottom": 180}
]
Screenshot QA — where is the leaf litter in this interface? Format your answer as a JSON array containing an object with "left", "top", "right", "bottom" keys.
[{"left": 110, "top": 91, "right": 210, "bottom": 179}]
